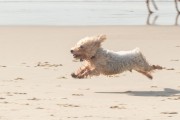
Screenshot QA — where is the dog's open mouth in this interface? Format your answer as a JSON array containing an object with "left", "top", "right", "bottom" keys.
[
  {"left": 73, "top": 54, "right": 80, "bottom": 58},
  {"left": 72, "top": 54, "right": 83, "bottom": 61}
]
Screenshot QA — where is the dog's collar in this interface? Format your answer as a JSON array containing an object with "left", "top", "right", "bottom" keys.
[
  {"left": 80, "top": 58, "right": 83, "bottom": 61},
  {"left": 91, "top": 56, "right": 95, "bottom": 59}
]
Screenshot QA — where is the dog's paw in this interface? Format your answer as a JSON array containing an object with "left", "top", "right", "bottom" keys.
[
  {"left": 71, "top": 73, "right": 77, "bottom": 78},
  {"left": 71, "top": 72, "right": 87, "bottom": 79}
]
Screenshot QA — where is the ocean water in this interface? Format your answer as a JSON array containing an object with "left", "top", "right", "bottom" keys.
[{"left": 0, "top": 0, "right": 179, "bottom": 25}]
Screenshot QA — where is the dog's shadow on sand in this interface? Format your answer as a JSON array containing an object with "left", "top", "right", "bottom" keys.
[{"left": 96, "top": 88, "right": 180, "bottom": 97}]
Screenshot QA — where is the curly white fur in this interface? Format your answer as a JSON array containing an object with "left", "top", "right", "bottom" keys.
[{"left": 71, "top": 35, "right": 163, "bottom": 79}]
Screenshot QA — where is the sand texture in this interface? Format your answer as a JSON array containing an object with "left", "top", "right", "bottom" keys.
[{"left": 0, "top": 26, "right": 180, "bottom": 120}]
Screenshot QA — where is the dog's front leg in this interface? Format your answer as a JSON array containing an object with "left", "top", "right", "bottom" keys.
[
  {"left": 77, "top": 68, "right": 100, "bottom": 78},
  {"left": 71, "top": 66, "right": 88, "bottom": 78}
]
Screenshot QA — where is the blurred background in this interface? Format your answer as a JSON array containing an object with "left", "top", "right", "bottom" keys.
[{"left": 0, "top": 0, "right": 179, "bottom": 25}]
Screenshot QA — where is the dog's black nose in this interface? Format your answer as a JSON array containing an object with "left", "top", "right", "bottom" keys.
[{"left": 70, "top": 50, "right": 73, "bottom": 53}]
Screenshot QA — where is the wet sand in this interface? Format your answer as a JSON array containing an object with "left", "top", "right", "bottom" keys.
[
  {"left": 0, "top": 26, "right": 180, "bottom": 120},
  {"left": 0, "top": 1, "right": 179, "bottom": 25}
]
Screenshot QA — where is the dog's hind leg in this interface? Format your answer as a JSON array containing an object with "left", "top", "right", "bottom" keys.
[{"left": 136, "top": 70, "right": 153, "bottom": 79}]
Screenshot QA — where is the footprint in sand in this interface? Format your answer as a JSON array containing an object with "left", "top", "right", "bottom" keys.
[
  {"left": 170, "top": 59, "right": 179, "bottom": 62},
  {"left": 21, "top": 62, "right": 27, "bottom": 65},
  {"left": 27, "top": 97, "right": 40, "bottom": 101},
  {"left": 110, "top": 104, "right": 126, "bottom": 109},
  {"left": 57, "top": 76, "right": 67, "bottom": 79},
  {"left": 67, "top": 117, "right": 79, "bottom": 119},
  {"left": 23, "top": 103, "right": 29, "bottom": 106},
  {"left": 21, "top": 62, "right": 30, "bottom": 67},
  {"left": 35, "top": 62, "right": 63, "bottom": 68},
  {"left": 61, "top": 98, "right": 68, "bottom": 100},
  {"left": 0, "top": 97, "right": 6, "bottom": 100},
  {"left": 14, "top": 92, "right": 27, "bottom": 95},
  {"left": 0, "top": 65, "right": 6, "bottom": 67},
  {"left": 151, "top": 86, "right": 158, "bottom": 88},
  {"left": 72, "top": 94, "right": 84, "bottom": 96},
  {"left": 3, "top": 101, "right": 9, "bottom": 104},
  {"left": 84, "top": 115, "right": 93, "bottom": 118},
  {"left": 36, "top": 107, "right": 44, "bottom": 109},
  {"left": 57, "top": 104, "right": 80, "bottom": 108},
  {"left": 78, "top": 88, "right": 90, "bottom": 91},
  {"left": 161, "top": 112, "right": 178, "bottom": 114},
  {"left": 14, "top": 77, "right": 24, "bottom": 81}
]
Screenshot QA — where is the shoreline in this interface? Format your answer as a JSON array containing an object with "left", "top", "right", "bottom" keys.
[{"left": 0, "top": 1, "right": 179, "bottom": 26}]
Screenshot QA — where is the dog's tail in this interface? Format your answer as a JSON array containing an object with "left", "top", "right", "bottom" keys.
[
  {"left": 151, "top": 65, "right": 174, "bottom": 71},
  {"left": 151, "top": 65, "right": 164, "bottom": 70},
  {"left": 132, "top": 48, "right": 175, "bottom": 71}
]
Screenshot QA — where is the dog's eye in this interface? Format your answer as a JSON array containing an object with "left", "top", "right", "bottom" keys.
[{"left": 80, "top": 45, "right": 84, "bottom": 49}]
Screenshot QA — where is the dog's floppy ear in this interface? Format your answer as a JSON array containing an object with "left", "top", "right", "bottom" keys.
[{"left": 97, "top": 34, "right": 106, "bottom": 42}]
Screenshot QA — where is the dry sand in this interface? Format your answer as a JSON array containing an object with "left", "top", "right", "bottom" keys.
[{"left": 0, "top": 26, "right": 180, "bottom": 120}]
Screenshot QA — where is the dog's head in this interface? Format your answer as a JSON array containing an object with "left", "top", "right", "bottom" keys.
[{"left": 71, "top": 34, "right": 106, "bottom": 60}]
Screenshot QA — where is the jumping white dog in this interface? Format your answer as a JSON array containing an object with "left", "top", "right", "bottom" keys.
[{"left": 71, "top": 35, "right": 163, "bottom": 79}]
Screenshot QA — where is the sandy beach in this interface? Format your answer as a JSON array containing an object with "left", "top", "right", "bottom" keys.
[{"left": 0, "top": 26, "right": 180, "bottom": 120}]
